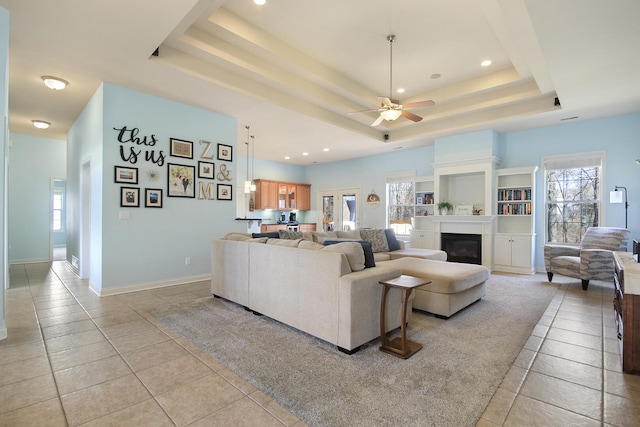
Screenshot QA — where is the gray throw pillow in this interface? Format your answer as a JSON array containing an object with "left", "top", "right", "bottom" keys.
[{"left": 359, "top": 229, "right": 389, "bottom": 253}]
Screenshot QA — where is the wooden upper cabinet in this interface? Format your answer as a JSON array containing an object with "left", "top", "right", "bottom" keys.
[
  {"left": 254, "top": 179, "right": 311, "bottom": 210},
  {"left": 254, "top": 179, "right": 278, "bottom": 210},
  {"left": 296, "top": 184, "right": 311, "bottom": 210}
]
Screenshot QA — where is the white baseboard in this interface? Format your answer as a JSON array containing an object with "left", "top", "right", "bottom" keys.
[{"left": 94, "top": 274, "right": 212, "bottom": 297}]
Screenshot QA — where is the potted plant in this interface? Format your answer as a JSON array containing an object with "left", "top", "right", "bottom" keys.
[{"left": 437, "top": 201, "right": 453, "bottom": 215}]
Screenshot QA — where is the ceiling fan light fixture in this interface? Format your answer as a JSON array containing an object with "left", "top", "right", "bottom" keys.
[
  {"left": 380, "top": 109, "right": 402, "bottom": 121},
  {"left": 42, "top": 76, "right": 68, "bottom": 90}
]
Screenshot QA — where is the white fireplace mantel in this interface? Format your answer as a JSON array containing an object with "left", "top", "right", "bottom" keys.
[{"left": 432, "top": 215, "right": 496, "bottom": 268}]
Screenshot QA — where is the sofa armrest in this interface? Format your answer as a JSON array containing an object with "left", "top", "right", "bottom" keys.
[
  {"left": 580, "top": 248, "right": 615, "bottom": 279},
  {"left": 336, "top": 266, "right": 403, "bottom": 350},
  {"left": 544, "top": 244, "right": 580, "bottom": 269}
]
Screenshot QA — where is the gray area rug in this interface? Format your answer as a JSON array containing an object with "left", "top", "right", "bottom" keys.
[{"left": 149, "top": 273, "right": 559, "bottom": 427}]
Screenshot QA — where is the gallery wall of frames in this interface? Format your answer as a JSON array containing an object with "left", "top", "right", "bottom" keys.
[{"left": 112, "top": 125, "right": 234, "bottom": 209}]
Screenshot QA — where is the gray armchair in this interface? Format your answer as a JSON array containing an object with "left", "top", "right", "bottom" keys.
[{"left": 544, "top": 227, "right": 630, "bottom": 290}]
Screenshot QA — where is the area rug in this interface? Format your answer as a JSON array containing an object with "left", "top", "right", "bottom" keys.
[{"left": 149, "top": 273, "right": 559, "bottom": 427}]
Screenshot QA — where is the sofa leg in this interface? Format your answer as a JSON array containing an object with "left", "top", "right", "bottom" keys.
[
  {"left": 581, "top": 280, "right": 589, "bottom": 290},
  {"left": 337, "top": 346, "right": 361, "bottom": 355},
  {"left": 547, "top": 272, "right": 553, "bottom": 282}
]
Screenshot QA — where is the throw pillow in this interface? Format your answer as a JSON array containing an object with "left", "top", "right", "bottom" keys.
[
  {"left": 224, "top": 233, "right": 250, "bottom": 241},
  {"left": 322, "top": 242, "right": 365, "bottom": 272},
  {"left": 249, "top": 237, "right": 268, "bottom": 244},
  {"left": 311, "top": 231, "right": 338, "bottom": 243},
  {"left": 384, "top": 228, "right": 402, "bottom": 251},
  {"left": 298, "top": 240, "right": 325, "bottom": 251},
  {"left": 252, "top": 232, "right": 280, "bottom": 239},
  {"left": 336, "top": 230, "right": 361, "bottom": 240},
  {"left": 324, "top": 240, "right": 375, "bottom": 268},
  {"left": 359, "top": 229, "right": 390, "bottom": 253},
  {"left": 279, "top": 230, "right": 304, "bottom": 240},
  {"left": 266, "top": 238, "right": 303, "bottom": 247}
]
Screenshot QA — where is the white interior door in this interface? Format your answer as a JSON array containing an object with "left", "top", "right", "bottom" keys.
[{"left": 318, "top": 188, "right": 361, "bottom": 232}]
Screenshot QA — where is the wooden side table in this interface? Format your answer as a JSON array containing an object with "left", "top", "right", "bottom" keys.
[{"left": 379, "top": 275, "right": 431, "bottom": 359}]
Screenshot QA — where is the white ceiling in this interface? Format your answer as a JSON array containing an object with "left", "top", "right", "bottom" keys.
[{"left": 2, "top": 0, "right": 639, "bottom": 165}]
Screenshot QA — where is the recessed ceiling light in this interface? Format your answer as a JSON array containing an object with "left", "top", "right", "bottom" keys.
[
  {"left": 323, "top": 148, "right": 329, "bottom": 152},
  {"left": 41, "top": 76, "right": 68, "bottom": 90},
  {"left": 302, "top": 152, "right": 309, "bottom": 156},
  {"left": 430, "top": 74, "right": 441, "bottom": 79},
  {"left": 481, "top": 60, "right": 492, "bottom": 67},
  {"left": 254, "top": 0, "right": 266, "bottom": 4},
  {"left": 284, "top": 156, "right": 290, "bottom": 160},
  {"left": 396, "top": 88, "right": 405, "bottom": 94},
  {"left": 32, "top": 120, "right": 50, "bottom": 129}
]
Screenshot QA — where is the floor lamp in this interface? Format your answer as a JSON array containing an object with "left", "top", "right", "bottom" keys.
[{"left": 610, "top": 185, "right": 628, "bottom": 228}]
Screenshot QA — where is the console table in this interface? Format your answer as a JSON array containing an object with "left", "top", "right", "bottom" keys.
[
  {"left": 613, "top": 252, "right": 640, "bottom": 374},
  {"left": 379, "top": 275, "right": 431, "bottom": 359}
]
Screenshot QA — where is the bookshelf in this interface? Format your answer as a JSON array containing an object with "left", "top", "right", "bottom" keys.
[
  {"left": 411, "top": 176, "right": 434, "bottom": 248},
  {"left": 494, "top": 166, "right": 538, "bottom": 274}
]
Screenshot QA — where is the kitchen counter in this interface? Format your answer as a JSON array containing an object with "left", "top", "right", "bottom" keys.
[{"left": 261, "top": 223, "right": 316, "bottom": 233}]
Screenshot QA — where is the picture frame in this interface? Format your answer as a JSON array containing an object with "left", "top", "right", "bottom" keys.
[
  {"left": 145, "top": 188, "right": 163, "bottom": 208},
  {"left": 217, "top": 143, "right": 233, "bottom": 162},
  {"left": 120, "top": 187, "right": 140, "bottom": 207},
  {"left": 167, "top": 163, "right": 196, "bottom": 198},
  {"left": 170, "top": 138, "right": 193, "bottom": 159},
  {"left": 198, "top": 161, "right": 215, "bottom": 179},
  {"left": 114, "top": 166, "right": 138, "bottom": 184},
  {"left": 217, "top": 183, "right": 233, "bottom": 200},
  {"left": 417, "top": 196, "right": 423, "bottom": 205}
]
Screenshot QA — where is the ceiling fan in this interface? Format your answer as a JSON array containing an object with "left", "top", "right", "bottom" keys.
[{"left": 349, "top": 35, "right": 435, "bottom": 127}]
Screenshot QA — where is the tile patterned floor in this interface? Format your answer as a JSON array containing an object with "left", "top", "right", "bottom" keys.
[{"left": 1, "top": 262, "right": 639, "bottom": 426}]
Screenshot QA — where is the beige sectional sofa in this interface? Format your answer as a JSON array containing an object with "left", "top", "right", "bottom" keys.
[
  {"left": 211, "top": 228, "right": 489, "bottom": 353},
  {"left": 211, "top": 235, "right": 407, "bottom": 353}
]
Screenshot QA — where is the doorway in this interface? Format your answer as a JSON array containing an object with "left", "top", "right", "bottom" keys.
[
  {"left": 318, "top": 188, "right": 361, "bottom": 232},
  {"left": 50, "top": 178, "right": 66, "bottom": 261}
]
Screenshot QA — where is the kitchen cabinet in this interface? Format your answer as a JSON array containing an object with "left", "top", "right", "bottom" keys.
[
  {"left": 296, "top": 185, "right": 311, "bottom": 211},
  {"left": 261, "top": 223, "right": 316, "bottom": 233},
  {"left": 254, "top": 179, "right": 311, "bottom": 210},
  {"left": 254, "top": 179, "right": 278, "bottom": 210}
]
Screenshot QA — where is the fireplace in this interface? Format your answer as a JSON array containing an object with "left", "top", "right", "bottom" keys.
[{"left": 441, "top": 233, "right": 482, "bottom": 265}]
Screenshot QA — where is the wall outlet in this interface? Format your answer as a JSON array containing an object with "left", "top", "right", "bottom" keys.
[{"left": 185, "top": 257, "right": 191, "bottom": 266}]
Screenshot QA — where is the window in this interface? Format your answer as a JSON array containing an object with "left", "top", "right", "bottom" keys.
[
  {"left": 544, "top": 153, "right": 603, "bottom": 244},
  {"left": 386, "top": 172, "right": 415, "bottom": 237},
  {"left": 53, "top": 191, "right": 63, "bottom": 231}
]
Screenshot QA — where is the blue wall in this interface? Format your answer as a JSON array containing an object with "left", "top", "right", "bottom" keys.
[
  {"left": 66, "top": 83, "right": 239, "bottom": 294},
  {"left": 8, "top": 134, "right": 66, "bottom": 263}
]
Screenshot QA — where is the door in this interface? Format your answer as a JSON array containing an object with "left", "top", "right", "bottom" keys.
[{"left": 318, "top": 188, "right": 361, "bottom": 232}]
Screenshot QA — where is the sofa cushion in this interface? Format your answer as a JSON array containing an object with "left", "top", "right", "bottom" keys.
[
  {"left": 384, "top": 228, "right": 402, "bottom": 251},
  {"left": 311, "top": 231, "right": 338, "bottom": 243},
  {"left": 249, "top": 237, "right": 269, "bottom": 244},
  {"left": 224, "top": 233, "right": 252, "bottom": 241},
  {"left": 321, "top": 242, "right": 365, "bottom": 272},
  {"left": 279, "top": 230, "right": 304, "bottom": 240},
  {"left": 299, "top": 240, "right": 325, "bottom": 251},
  {"left": 359, "top": 229, "right": 390, "bottom": 253},
  {"left": 336, "top": 230, "right": 361, "bottom": 240},
  {"left": 324, "top": 240, "right": 375, "bottom": 268},
  {"left": 267, "top": 238, "right": 303, "bottom": 247},
  {"left": 252, "top": 232, "right": 280, "bottom": 239}
]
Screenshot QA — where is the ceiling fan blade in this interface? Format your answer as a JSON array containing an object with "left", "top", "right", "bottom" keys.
[
  {"left": 403, "top": 100, "right": 435, "bottom": 109},
  {"left": 401, "top": 110, "right": 423, "bottom": 122},
  {"left": 378, "top": 97, "right": 393, "bottom": 107},
  {"left": 370, "top": 115, "right": 385, "bottom": 127}
]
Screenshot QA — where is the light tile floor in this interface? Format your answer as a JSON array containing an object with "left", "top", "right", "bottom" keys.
[{"left": 1, "top": 262, "right": 639, "bottom": 426}]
